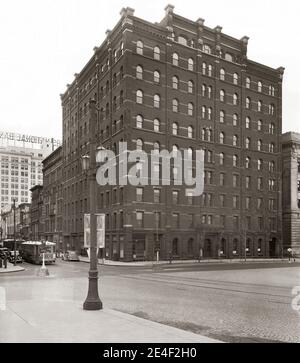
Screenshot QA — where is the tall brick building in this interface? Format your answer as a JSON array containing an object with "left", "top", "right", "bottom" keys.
[
  {"left": 282, "top": 132, "right": 300, "bottom": 256},
  {"left": 42, "top": 146, "right": 63, "bottom": 251},
  {"left": 61, "top": 5, "right": 284, "bottom": 261}
]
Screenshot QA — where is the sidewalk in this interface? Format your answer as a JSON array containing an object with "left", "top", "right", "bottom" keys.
[
  {"left": 0, "top": 300, "right": 221, "bottom": 343},
  {"left": 79, "top": 256, "right": 298, "bottom": 267},
  {"left": 0, "top": 263, "right": 24, "bottom": 274}
]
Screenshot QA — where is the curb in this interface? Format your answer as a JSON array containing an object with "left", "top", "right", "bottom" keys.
[
  {"left": 0, "top": 267, "right": 25, "bottom": 274},
  {"left": 78, "top": 258, "right": 296, "bottom": 268}
]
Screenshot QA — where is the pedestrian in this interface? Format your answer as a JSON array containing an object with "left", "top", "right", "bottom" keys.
[
  {"left": 288, "top": 248, "right": 292, "bottom": 263},
  {"left": 0, "top": 257, "right": 2, "bottom": 268},
  {"left": 3, "top": 253, "right": 7, "bottom": 269}
]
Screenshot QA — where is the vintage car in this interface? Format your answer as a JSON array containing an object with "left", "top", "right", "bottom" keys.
[
  {"left": 8, "top": 251, "right": 23, "bottom": 264},
  {"left": 61, "top": 251, "right": 80, "bottom": 262}
]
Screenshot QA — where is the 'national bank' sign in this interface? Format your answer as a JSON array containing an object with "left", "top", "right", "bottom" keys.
[{"left": 0, "top": 131, "right": 61, "bottom": 146}]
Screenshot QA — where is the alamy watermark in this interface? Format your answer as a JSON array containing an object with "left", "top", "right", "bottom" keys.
[
  {"left": 95, "top": 142, "right": 205, "bottom": 196},
  {"left": 0, "top": 287, "right": 6, "bottom": 311},
  {"left": 291, "top": 273, "right": 300, "bottom": 312}
]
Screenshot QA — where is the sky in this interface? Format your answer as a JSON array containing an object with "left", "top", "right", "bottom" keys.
[{"left": 0, "top": 0, "right": 299, "bottom": 140}]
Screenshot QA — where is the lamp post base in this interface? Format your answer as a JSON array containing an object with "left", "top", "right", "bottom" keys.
[
  {"left": 83, "top": 299, "right": 103, "bottom": 311},
  {"left": 83, "top": 270, "right": 103, "bottom": 311}
]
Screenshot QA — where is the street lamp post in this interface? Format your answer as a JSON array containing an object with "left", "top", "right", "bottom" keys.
[
  {"left": 82, "top": 99, "right": 102, "bottom": 311},
  {"left": 13, "top": 199, "right": 17, "bottom": 266}
]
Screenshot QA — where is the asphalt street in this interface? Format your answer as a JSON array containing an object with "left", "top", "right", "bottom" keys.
[{"left": 1, "top": 260, "right": 300, "bottom": 343}]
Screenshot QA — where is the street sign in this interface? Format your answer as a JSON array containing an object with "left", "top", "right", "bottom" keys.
[{"left": 84, "top": 214, "right": 105, "bottom": 249}]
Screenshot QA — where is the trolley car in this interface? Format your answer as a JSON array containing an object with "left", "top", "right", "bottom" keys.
[{"left": 20, "top": 241, "right": 56, "bottom": 264}]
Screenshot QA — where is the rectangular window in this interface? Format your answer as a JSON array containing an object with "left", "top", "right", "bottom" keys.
[
  {"left": 154, "top": 189, "right": 161, "bottom": 203},
  {"left": 136, "top": 211, "right": 144, "bottom": 228},
  {"left": 136, "top": 187, "right": 143, "bottom": 202},
  {"left": 172, "top": 190, "right": 179, "bottom": 204},
  {"left": 172, "top": 213, "right": 180, "bottom": 228}
]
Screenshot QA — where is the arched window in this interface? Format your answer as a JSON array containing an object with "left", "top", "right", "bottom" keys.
[
  {"left": 188, "top": 80, "right": 194, "bottom": 94},
  {"left": 136, "top": 40, "right": 143, "bottom": 55},
  {"left": 153, "top": 142, "right": 160, "bottom": 153},
  {"left": 172, "top": 76, "right": 179, "bottom": 89},
  {"left": 154, "top": 70, "right": 160, "bottom": 83},
  {"left": 245, "top": 157, "right": 251, "bottom": 169},
  {"left": 220, "top": 152, "right": 225, "bottom": 165},
  {"left": 233, "top": 135, "right": 238, "bottom": 147},
  {"left": 220, "top": 68, "right": 226, "bottom": 81},
  {"left": 203, "top": 44, "right": 211, "bottom": 54},
  {"left": 208, "top": 107, "right": 212, "bottom": 120},
  {"left": 136, "top": 138, "right": 143, "bottom": 150},
  {"left": 136, "top": 115, "right": 143, "bottom": 129},
  {"left": 220, "top": 110, "right": 225, "bottom": 123},
  {"left": 154, "top": 94, "right": 160, "bottom": 108},
  {"left": 258, "top": 100, "right": 262, "bottom": 112},
  {"left": 172, "top": 144, "right": 179, "bottom": 156},
  {"left": 258, "top": 120, "right": 263, "bottom": 131},
  {"left": 201, "top": 128, "right": 206, "bottom": 141},
  {"left": 246, "top": 137, "right": 251, "bottom": 149},
  {"left": 187, "top": 147, "right": 193, "bottom": 160},
  {"left": 154, "top": 46, "right": 160, "bottom": 60},
  {"left": 269, "top": 143, "right": 275, "bottom": 153},
  {"left": 246, "top": 77, "right": 251, "bottom": 89},
  {"left": 188, "top": 126, "right": 194, "bottom": 139},
  {"left": 188, "top": 58, "right": 194, "bottom": 71},
  {"left": 136, "top": 90, "right": 143, "bottom": 104},
  {"left": 188, "top": 238, "right": 194, "bottom": 255},
  {"left": 269, "top": 161, "right": 275, "bottom": 173},
  {"left": 269, "top": 104, "right": 275, "bottom": 115},
  {"left": 172, "top": 99, "right": 179, "bottom": 113},
  {"left": 172, "top": 238, "right": 178, "bottom": 255},
  {"left": 233, "top": 239, "right": 239, "bottom": 254},
  {"left": 136, "top": 65, "right": 143, "bottom": 79},
  {"left": 220, "top": 132, "right": 225, "bottom": 144},
  {"left": 207, "top": 129, "right": 212, "bottom": 142},
  {"left": 178, "top": 36, "right": 187, "bottom": 46},
  {"left": 258, "top": 139, "right": 262, "bottom": 151},
  {"left": 220, "top": 90, "right": 225, "bottom": 102},
  {"left": 258, "top": 81, "right": 263, "bottom": 93},
  {"left": 246, "top": 117, "right": 251, "bottom": 129},
  {"left": 233, "top": 155, "right": 238, "bottom": 167},
  {"left": 233, "top": 114, "right": 238, "bottom": 126},
  {"left": 208, "top": 86, "right": 212, "bottom": 99},
  {"left": 201, "top": 106, "right": 206, "bottom": 119},
  {"left": 208, "top": 64, "right": 213, "bottom": 77},
  {"left": 154, "top": 119, "right": 160, "bottom": 132},
  {"left": 202, "top": 84, "right": 206, "bottom": 97},
  {"left": 225, "top": 53, "right": 233, "bottom": 62},
  {"left": 202, "top": 62, "right": 207, "bottom": 75},
  {"left": 258, "top": 159, "right": 263, "bottom": 171},
  {"left": 188, "top": 102, "right": 194, "bottom": 116},
  {"left": 233, "top": 73, "right": 238, "bottom": 85},
  {"left": 113, "top": 96, "right": 117, "bottom": 111},
  {"left": 246, "top": 97, "right": 251, "bottom": 109},
  {"left": 120, "top": 42, "right": 124, "bottom": 55},
  {"left": 172, "top": 122, "right": 178, "bottom": 135},
  {"left": 269, "top": 123, "right": 275, "bottom": 134},
  {"left": 172, "top": 53, "right": 179, "bottom": 66},
  {"left": 233, "top": 93, "right": 238, "bottom": 105}
]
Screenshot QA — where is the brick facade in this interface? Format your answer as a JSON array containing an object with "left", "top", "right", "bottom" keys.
[
  {"left": 282, "top": 132, "right": 300, "bottom": 256},
  {"left": 60, "top": 6, "right": 284, "bottom": 261}
]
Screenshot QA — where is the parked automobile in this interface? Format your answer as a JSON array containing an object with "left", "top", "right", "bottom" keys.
[
  {"left": 62, "top": 251, "right": 80, "bottom": 262},
  {"left": 8, "top": 251, "right": 23, "bottom": 264}
]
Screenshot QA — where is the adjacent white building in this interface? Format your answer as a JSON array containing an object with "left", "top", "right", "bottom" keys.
[{"left": 0, "top": 131, "right": 61, "bottom": 210}]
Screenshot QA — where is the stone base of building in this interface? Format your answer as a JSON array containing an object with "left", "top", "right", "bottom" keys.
[{"left": 64, "top": 230, "right": 282, "bottom": 262}]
